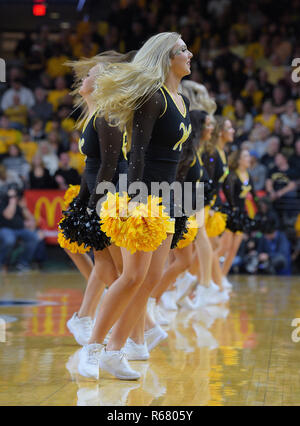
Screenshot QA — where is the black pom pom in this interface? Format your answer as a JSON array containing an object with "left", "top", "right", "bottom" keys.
[
  {"left": 171, "top": 216, "right": 189, "bottom": 249},
  {"left": 59, "top": 199, "right": 111, "bottom": 251}
]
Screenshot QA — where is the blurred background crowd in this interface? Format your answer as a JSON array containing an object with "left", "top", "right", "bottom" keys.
[{"left": 0, "top": 0, "right": 299, "bottom": 273}]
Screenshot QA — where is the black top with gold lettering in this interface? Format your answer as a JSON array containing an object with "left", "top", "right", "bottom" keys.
[
  {"left": 223, "top": 170, "right": 256, "bottom": 211},
  {"left": 128, "top": 85, "right": 192, "bottom": 192}
]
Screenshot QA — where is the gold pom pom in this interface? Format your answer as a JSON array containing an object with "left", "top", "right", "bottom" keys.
[
  {"left": 177, "top": 216, "right": 198, "bottom": 249},
  {"left": 63, "top": 185, "right": 81, "bottom": 209},
  {"left": 100, "top": 193, "right": 170, "bottom": 253},
  {"left": 206, "top": 211, "right": 227, "bottom": 238},
  {"left": 57, "top": 230, "right": 90, "bottom": 254}
]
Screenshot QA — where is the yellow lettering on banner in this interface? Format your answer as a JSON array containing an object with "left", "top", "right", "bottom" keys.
[
  {"left": 173, "top": 122, "right": 192, "bottom": 151},
  {"left": 34, "top": 197, "right": 64, "bottom": 227}
]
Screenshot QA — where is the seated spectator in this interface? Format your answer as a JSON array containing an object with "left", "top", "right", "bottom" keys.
[
  {"left": 29, "top": 154, "right": 55, "bottom": 189},
  {"left": 29, "top": 118, "right": 46, "bottom": 142},
  {"left": 4, "top": 94, "right": 28, "bottom": 129},
  {"left": 47, "top": 76, "right": 69, "bottom": 112},
  {"left": 280, "top": 100, "right": 299, "bottom": 130},
  {"left": 241, "top": 78, "right": 263, "bottom": 110},
  {"left": 1, "top": 78, "right": 35, "bottom": 111},
  {"left": 54, "top": 152, "right": 81, "bottom": 190},
  {"left": 2, "top": 144, "right": 30, "bottom": 186},
  {"left": 249, "top": 150, "right": 267, "bottom": 191},
  {"left": 248, "top": 123, "right": 270, "bottom": 157},
  {"left": 233, "top": 97, "right": 253, "bottom": 138},
  {"left": 266, "top": 152, "right": 300, "bottom": 225},
  {"left": 0, "top": 116, "right": 22, "bottom": 155},
  {"left": 29, "top": 87, "right": 53, "bottom": 124},
  {"left": 280, "top": 125, "right": 295, "bottom": 159},
  {"left": 45, "top": 116, "right": 69, "bottom": 151},
  {"left": 57, "top": 104, "right": 76, "bottom": 133},
  {"left": 0, "top": 187, "right": 39, "bottom": 272},
  {"left": 261, "top": 136, "right": 280, "bottom": 171},
  {"left": 18, "top": 131, "right": 38, "bottom": 164},
  {"left": 257, "top": 218, "right": 291, "bottom": 275},
  {"left": 289, "top": 138, "right": 300, "bottom": 170},
  {"left": 46, "top": 43, "right": 71, "bottom": 79},
  {"left": 47, "top": 130, "right": 61, "bottom": 156},
  {"left": 0, "top": 164, "right": 23, "bottom": 193},
  {"left": 24, "top": 44, "right": 46, "bottom": 87},
  {"left": 37, "top": 141, "right": 59, "bottom": 176},
  {"left": 255, "top": 99, "right": 277, "bottom": 132}
]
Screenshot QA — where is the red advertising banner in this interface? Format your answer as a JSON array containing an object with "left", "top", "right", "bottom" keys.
[{"left": 25, "top": 190, "right": 65, "bottom": 245}]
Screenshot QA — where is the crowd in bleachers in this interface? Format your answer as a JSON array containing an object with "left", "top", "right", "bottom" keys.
[{"left": 0, "top": 0, "right": 300, "bottom": 273}]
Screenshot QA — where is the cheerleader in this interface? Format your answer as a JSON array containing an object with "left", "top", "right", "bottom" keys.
[
  {"left": 201, "top": 116, "right": 235, "bottom": 291},
  {"left": 59, "top": 52, "right": 134, "bottom": 346},
  {"left": 218, "top": 148, "right": 257, "bottom": 279},
  {"left": 77, "top": 32, "right": 193, "bottom": 380}
]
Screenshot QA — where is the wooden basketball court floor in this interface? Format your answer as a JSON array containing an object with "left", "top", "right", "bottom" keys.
[{"left": 0, "top": 272, "right": 300, "bottom": 406}]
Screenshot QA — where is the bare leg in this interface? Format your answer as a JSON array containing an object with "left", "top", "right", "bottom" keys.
[
  {"left": 108, "top": 244, "right": 123, "bottom": 275},
  {"left": 106, "top": 234, "right": 173, "bottom": 351},
  {"left": 222, "top": 232, "right": 244, "bottom": 277},
  {"left": 217, "top": 230, "right": 233, "bottom": 257},
  {"left": 89, "top": 249, "right": 153, "bottom": 344},
  {"left": 151, "top": 243, "right": 193, "bottom": 302},
  {"left": 195, "top": 226, "right": 213, "bottom": 287},
  {"left": 65, "top": 250, "right": 93, "bottom": 281},
  {"left": 211, "top": 251, "right": 224, "bottom": 288},
  {"left": 78, "top": 248, "right": 118, "bottom": 318}
]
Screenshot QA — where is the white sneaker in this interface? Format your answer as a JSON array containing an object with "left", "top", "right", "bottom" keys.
[
  {"left": 144, "top": 324, "right": 168, "bottom": 352},
  {"left": 78, "top": 343, "right": 104, "bottom": 379},
  {"left": 67, "top": 313, "right": 94, "bottom": 346},
  {"left": 192, "top": 285, "right": 210, "bottom": 309},
  {"left": 160, "top": 291, "right": 178, "bottom": 311},
  {"left": 178, "top": 295, "right": 197, "bottom": 310},
  {"left": 175, "top": 272, "right": 198, "bottom": 303},
  {"left": 99, "top": 348, "right": 140, "bottom": 380},
  {"left": 154, "top": 304, "right": 170, "bottom": 326},
  {"left": 222, "top": 276, "right": 233, "bottom": 291},
  {"left": 123, "top": 338, "right": 150, "bottom": 361}
]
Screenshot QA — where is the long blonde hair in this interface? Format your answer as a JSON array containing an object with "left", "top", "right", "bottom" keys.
[
  {"left": 66, "top": 51, "right": 136, "bottom": 128},
  {"left": 93, "top": 32, "right": 181, "bottom": 140},
  {"left": 180, "top": 80, "right": 216, "bottom": 114}
]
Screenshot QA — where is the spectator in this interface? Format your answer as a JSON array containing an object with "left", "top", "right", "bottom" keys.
[
  {"left": 280, "top": 125, "right": 295, "bottom": 159},
  {"left": 54, "top": 152, "right": 81, "bottom": 190},
  {"left": 29, "top": 154, "right": 55, "bottom": 189},
  {"left": 37, "top": 141, "right": 59, "bottom": 176},
  {"left": 248, "top": 123, "right": 270, "bottom": 157},
  {"left": 4, "top": 93, "right": 28, "bottom": 129},
  {"left": 261, "top": 136, "right": 280, "bottom": 171},
  {"left": 1, "top": 78, "right": 35, "bottom": 111},
  {"left": 29, "top": 118, "right": 46, "bottom": 142},
  {"left": 0, "top": 187, "right": 39, "bottom": 273},
  {"left": 18, "top": 131, "right": 38, "bottom": 164},
  {"left": 2, "top": 144, "right": 30, "bottom": 186},
  {"left": 29, "top": 87, "right": 53, "bottom": 124},
  {"left": 257, "top": 218, "right": 291, "bottom": 275},
  {"left": 289, "top": 138, "right": 300, "bottom": 170},
  {"left": 47, "top": 76, "right": 69, "bottom": 112},
  {"left": 46, "top": 43, "right": 71, "bottom": 79},
  {"left": 234, "top": 98, "right": 253, "bottom": 138},
  {"left": 281, "top": 100, "right": 298, "bottom": 129},
  {"left": 0, "top": 164, "right": 23, "bottom": 193},
  {"left": 0, "top": 116, "right": 22, "bottom": 155},
  {"left": 255, "top": 99, "right": 277, "bottom": 132},
  {"left": 266, "top": 152, "right": 300, "bottom": 225},
  {"left": 249, "top": 150, "right": 267, "bottom": 191}
]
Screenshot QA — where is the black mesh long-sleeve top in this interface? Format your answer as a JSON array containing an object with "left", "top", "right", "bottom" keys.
[
  {"left": 223, "top": 170, "right": 256, "bottom": 211},
  {"left": 127, "top": 85, "right": 192, "bottom": 216},
  {"left": 78, "top": 113, "right": 128, "bottom": 209},
  {"left": 201, "top": 146, "right": 229, "bottom": 207}
]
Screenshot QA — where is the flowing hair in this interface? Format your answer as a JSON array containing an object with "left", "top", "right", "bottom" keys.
[
  {"left": 228, "top": 148, "right": 248, "bottom": 171},
  {"left": 93, "top": 32, "right": 182, "bottom": 143},
  {"left": 202, "top": 115, "right": 228, "bottom": 155},
  {"left": 180, "top": 80, "right": 216, "bottom": 115},
  {"left": 66, "top": 51, "right": 136, "bottom": 129}
]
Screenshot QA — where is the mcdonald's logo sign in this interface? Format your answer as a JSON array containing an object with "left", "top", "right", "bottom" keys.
[
  {"left": 25, "top": 190, "right": 65, "bottom": 244},
  {"left": 34, "top": 196, "right": 64, "bottom": 227}
]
